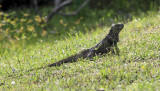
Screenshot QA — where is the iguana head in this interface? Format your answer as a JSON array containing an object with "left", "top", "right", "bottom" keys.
[
  {"left": 107, "top": 23, "right": 124, "bottom": 41},
  {"left": 111, "top": 23, "right": 124, "bottom": 34}
]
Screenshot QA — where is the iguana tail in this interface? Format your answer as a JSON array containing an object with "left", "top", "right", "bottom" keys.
[
  {"left": 48, "top": 49, "right": 91, "bottom": 67},
  {"left": 48, "top": 54, "right": 78, "bottom": 67}
]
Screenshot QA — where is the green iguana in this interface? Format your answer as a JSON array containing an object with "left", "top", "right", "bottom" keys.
[{"left": 48, "top": 23, "right": 124, "bottom": 67}]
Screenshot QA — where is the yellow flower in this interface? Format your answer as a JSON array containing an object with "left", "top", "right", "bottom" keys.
[
  {"left": 28, "top": 19, "right": 33, "bottom": 23},
  {"left": 19, "top": 27, "right": 24, "bottom": 33},
  {"left": 41, "top": 30, "right": 47, "bottom": 37},
  {"left": 141, "top": 65, "right": 145, "bottom": 69},
  {"left": 24, "top": 13, "right": 29, "bottom": 17},
  {"left": 10, "top": 21, "right": 16, "bottom": 25},
  {"left": 0, "top": 12, "right": 4, "bottom": 16},
  {"left": 75, "top": 17, "right": 83, "bottom": 25},
  {"left": 0, "top": 24, "right": 3, "bottom": 28},
  {"left": 35, "top": 15, "right": 42, "bottom": 23},
  {"left": 63, "top": 23, "right": 67, "bottom": 27},
  {"left": 59, "top": 19, "right": 63, "bottom": 24},
  {"left": 20, "top": 18, "right": 26, "bottom": 22},
  {"left": 27, "top": 25, "right": 35, "bottom": 32},
  {"left": 0, "top": 5, "right": 2, "bottom": 8},
  {"left": 4, "top": 13, "right": 8, "bottom": 17},
  {"left": 5, "top": 28, "right": 9, "bottom": 34},
  {"left": 75, "top": 19, "right": 80, "bottom": 25}
]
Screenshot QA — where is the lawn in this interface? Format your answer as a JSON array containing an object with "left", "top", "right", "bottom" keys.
[{"left": 0, "top": 9, "right": 160, "bottom": 91}]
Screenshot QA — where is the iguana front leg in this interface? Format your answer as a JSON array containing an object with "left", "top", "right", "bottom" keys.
[
  {"left": 114, "top": 44, "right": 120, "bottom": 56},
  {"left": 111, "top": 47, "right": 115, "bottom": 54},
  {"left": 110, "top": 43, "right": 120, "bottom": 55}
]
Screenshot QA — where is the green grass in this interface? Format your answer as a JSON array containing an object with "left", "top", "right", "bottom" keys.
[{"left": 0, "top": 9, "right": 160, "bottom": 91}]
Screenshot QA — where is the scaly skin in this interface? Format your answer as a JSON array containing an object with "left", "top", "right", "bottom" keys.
[{"left": 48, "top": 23, "right": 124, "bottom": 67}]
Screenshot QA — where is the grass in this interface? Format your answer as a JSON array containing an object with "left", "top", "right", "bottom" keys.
[{"left": 0, "top": 9, "right": 160, "bottom": 90}]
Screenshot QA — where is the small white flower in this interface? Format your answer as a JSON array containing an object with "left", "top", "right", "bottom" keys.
[{"left": 11, "top": 81, "right": 15, "bottom": 85}]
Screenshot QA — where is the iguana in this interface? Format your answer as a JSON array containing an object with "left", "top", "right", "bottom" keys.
[{"left": 48, "top": 23, "right": 124, "bottom": 67}]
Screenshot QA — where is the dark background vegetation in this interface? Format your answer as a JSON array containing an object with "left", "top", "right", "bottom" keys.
[
  {"left": 0, "top": 0, "right": 159, "bottom": 11},
  {"left": 0, "top": 0, "right": 159, "bottom": 42}
]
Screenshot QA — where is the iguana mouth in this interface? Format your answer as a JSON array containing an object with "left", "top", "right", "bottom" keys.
[
  {"left": 117, "top": 23, "right": 124, "bottom": 30},
  {"left": 119, "top": 24, "right": 124, "bottom": 29},
  {"left": 111, "top": 23, "right": 124, "bottom": 31}
]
